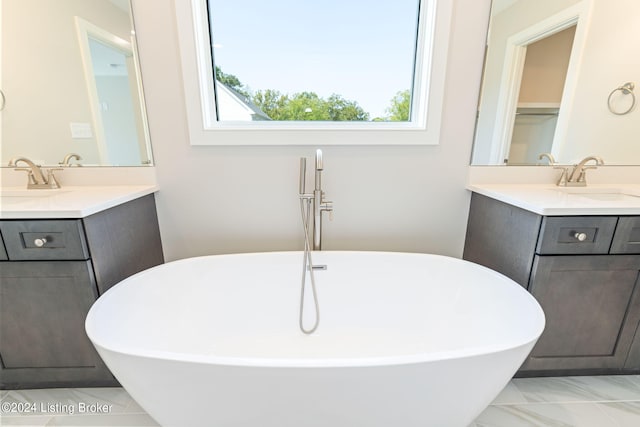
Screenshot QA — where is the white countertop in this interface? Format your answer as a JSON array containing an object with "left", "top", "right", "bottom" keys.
[
  {"left": 0, "top": 185, "right": 158, "bottom": 219},
  {"left": 467, "top": 184, "right": 640, "bottom": 215}
]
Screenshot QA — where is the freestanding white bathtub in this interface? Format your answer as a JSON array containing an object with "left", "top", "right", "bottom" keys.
[{"left": 86, "top": 251, "right": 544, "bottom": 427}]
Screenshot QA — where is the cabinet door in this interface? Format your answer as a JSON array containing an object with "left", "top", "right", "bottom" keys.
[
  {"left": 611, "top": 217, "right": 640, "bottom": 254},
  {"left": 0, "top": 261, "right": 114, "bottom": 388},
  {"left": 0, "top": 230, "right": 7, "bottom": 261},
  {"left": 625, "top": 327, "right": 640, "bottom": 370},
  {"left": 83, "top": 194, "right": 164, "bottom": 294},
  {"left": 520, "top": 255, "right": 640, "bottom": 372},
  {"left": 463, "top": 193, "right": 541, "bottom": 287}
]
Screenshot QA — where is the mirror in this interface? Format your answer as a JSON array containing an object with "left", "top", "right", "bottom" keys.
[
  {"left": 471, "top": 0, "right": 640, "bottom": 166},
  {"left": 0, "top": 0, "right": 153, "bottom": 167}
]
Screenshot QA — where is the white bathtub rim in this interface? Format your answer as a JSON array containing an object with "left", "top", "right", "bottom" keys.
[
  {"left": 90, "top": 335, "right": 540, "bottom": 369},
  {"left": 86, "top": 251, "right": 545, "bottom": 369}
]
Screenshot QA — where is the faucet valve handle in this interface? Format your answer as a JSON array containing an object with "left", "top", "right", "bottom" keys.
[
  {"left": 553, "top": 166, "right": 569, "bottom": 186},
  {"left": 320, "top": 200, "right": 334, "bottom": 220},
  {"left": 45, "top": 168, "right": 63, "bottom": 189}
]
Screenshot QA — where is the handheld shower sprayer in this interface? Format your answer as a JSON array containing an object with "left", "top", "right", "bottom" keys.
[
  {"left": 297, "top": 149, "right": 333, "bottom": 334},
  {"left": 314, "top": 149, "right": 323, "bottom": 192},
  {"left": 315, "top": 149, "right": 323, "bottom": 171},
  {"left": 299, "top": 157, "right": 307, "bottom": 195}
]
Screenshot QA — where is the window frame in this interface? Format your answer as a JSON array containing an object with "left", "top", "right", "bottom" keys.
[{"left": 174, "top": 0, "right": 453, "bottom": 145}]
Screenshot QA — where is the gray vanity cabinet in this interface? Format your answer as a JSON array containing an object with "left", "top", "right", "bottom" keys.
[
  {"left": 464, "top": 192, "right": 640, "bottom": 376},
  {"left": 0, "top": 261, "right": 114, "bottom": 386},
  {"left": 0, "top": 194, "right": 164, "bottom": 389},
  {"left": 611, "top": 217, "right": 640, "bottom": 254},
  {"left": 0, "top": 234, "right": 7, "bottom": 260},
  {"left": 522, "top": 255, "right": 640, "bottom": 372}
]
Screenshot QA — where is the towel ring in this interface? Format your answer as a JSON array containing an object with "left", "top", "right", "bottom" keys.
[{"left": 607, "top": 82, "right": 636, "bottom": 115}]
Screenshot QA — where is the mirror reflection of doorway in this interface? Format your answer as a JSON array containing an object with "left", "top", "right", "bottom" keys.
[
  {"left": 507, "top": 25, "right": 576, "bottom": 165},
  {"left": 88, "top": 37, "right": 141, "bottom": 166},
  {"left": 75, "top": 16, "right": 151, "bottom": 166}
]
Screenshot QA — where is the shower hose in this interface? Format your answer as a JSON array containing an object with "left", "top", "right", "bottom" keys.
[{"left": 299, "top": 196, "right": 321, "bottom": 334}]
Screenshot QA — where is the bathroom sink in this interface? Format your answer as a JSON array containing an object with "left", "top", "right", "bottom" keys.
[
  {"left": 554, "top": 186, "right": 624, "bottom": 194},
  {"left": 575, "top": 193, "right": 640, "bottom": 201},
  {"left": 553, "top": 187, "right": 640, "bottom": 201},
  {"left": 0, "top": 189, "right": 69, "bottom": 198}
]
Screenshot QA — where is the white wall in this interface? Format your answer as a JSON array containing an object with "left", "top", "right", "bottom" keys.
[
  {"left": 131, "top": 0, "right": 491, "bottom": 262},
  {"left": 559, "top": 0, "right": 640, "bottom": 163}
]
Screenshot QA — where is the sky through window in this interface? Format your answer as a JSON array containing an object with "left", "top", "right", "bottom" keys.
[{"left": 207, "top": 0, "right": 421, "bottom": 121}]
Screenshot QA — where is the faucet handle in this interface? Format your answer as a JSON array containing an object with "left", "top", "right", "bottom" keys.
[
  {"left": 538, "top": 153, "right": 556, "bottom": 165},
  {"left": 553, "top": 166, "right": 569, "bottom": 186},
  {"left": 13, "top": 168, "right": 37, "bottom": 185},
  {"left": 320, "top": 199, "right": 333, "bottom": 220},
  {"left": 45, "top": 168, "right": 63, "bottom": 189},
  {"left": 576, "top": 165, "right": 598, "bottom": 184}
]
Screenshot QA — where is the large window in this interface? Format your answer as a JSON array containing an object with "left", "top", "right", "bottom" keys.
[
  {"left": 175, "top": 0, "right": 453, "bottom": 144},
  {"left": 208, "top": 0, "right": 420, "bottom": 123}
]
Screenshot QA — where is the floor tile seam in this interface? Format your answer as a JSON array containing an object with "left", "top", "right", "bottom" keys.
[
  {"left": 4, "top": 409, "right": 151, "bottom": 417},
  {"left": 0, "top": 414, "right": 54, "bottom": 417},
  {"left": 5, "top": 388, "right": 132, "bottom": 402},
  {"left": 486, "top": 401, "right": 624, "bottom": 427},
  {"left": 491, "top": 398, "right": 640, "bottom": 406},
  {"left": 0, "top": 414, "right": 55, "bottom": 424},
  {"left": 45, "top": 412, "right": 151, "bottom": 417},
  {"left": 42, "top": 413, "right": 160, "bottom": 425}
]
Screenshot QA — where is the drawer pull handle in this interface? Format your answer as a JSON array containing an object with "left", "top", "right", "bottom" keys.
[
  {"left": 34, "top": 237, "right": 48, "bottom": 247},
  {"left": 574, "top": 232, "right": 588, "bottom": 242}
]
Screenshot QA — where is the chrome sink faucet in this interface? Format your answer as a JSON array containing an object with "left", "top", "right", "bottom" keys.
[
  {"left": 556, "top": 155, "right": 604, "bottom": 187},
  {"left": 299, "top": 149, "right": 333, "bottom": 250},
  {"left": 8, "top": 157, "right": 62, "bottom": 189},
  {"left": 60, "top": 153, "right": 82, "bottom": 166},
  {"left": 538, "top": 152, "right": 556, "bottom": 165}
]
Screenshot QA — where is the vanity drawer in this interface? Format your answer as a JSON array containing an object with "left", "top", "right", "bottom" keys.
[
  {"left": 0, "top": 220, "right": 90, "bottom": 261},
  {"left": 611, "top": 217, "right": 640, "bottom": 254},
  {"left": 536, "top": 216, "right": 617, "bottom": 255}
]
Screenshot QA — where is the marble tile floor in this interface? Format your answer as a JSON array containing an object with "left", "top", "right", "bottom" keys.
[{"left": 1, "top": 375, "right": 640, "bottom": 426}]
